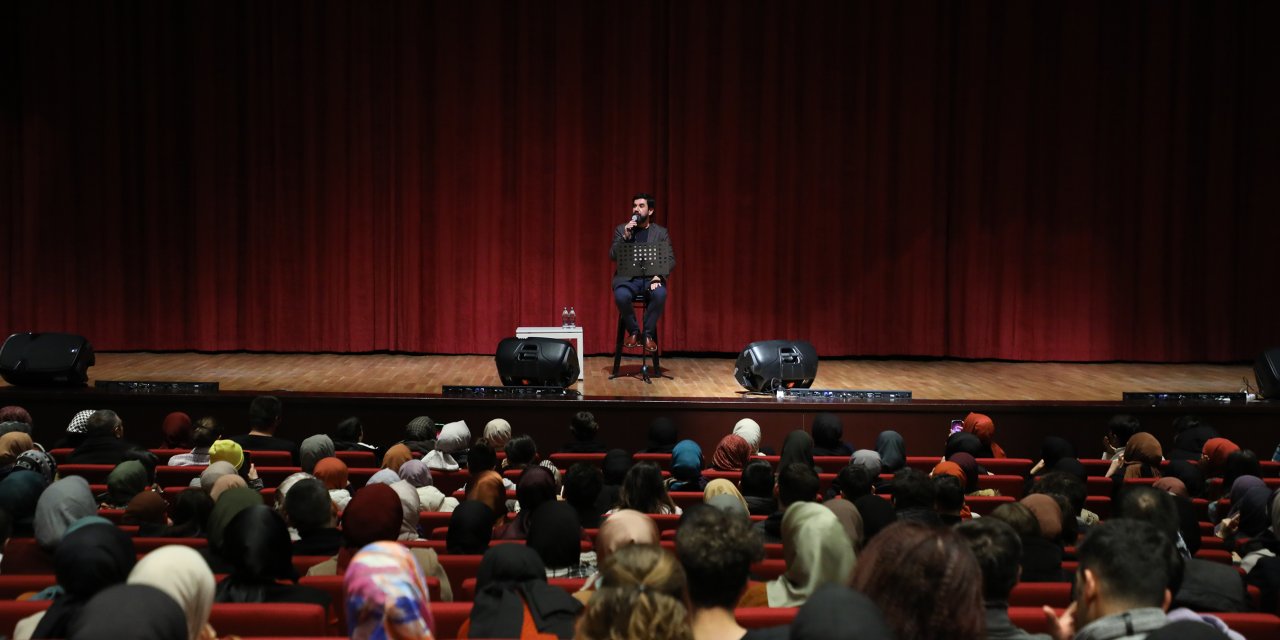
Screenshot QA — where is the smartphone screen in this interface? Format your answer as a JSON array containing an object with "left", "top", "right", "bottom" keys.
[{"left": 949, "top": 419, "right": 964, "bottom": 435}]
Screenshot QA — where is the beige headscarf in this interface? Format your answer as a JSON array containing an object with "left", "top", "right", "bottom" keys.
[
  {"left": 767, "top": 502, "right": 857, "bottom": 607},
  {"left": 0, "top": 432, "right": 35, "bottom": 466},
  {"left": 128, "top": 545, "right": 216, "bottom": 640},
  {"left": 733, "top": 418, "right": 762, "bottom": 453},
  {"left": 596, "top": 509, "right": 659, "bottom": 565},
  {"left": 483, "top": 419, "right": 513, "bottom": 448},
  {"left": 210, "top": 474, "right": 248, "bottom": 501},
  {"left": 703, "top": 478, "right": 748, "bottom": 514}
]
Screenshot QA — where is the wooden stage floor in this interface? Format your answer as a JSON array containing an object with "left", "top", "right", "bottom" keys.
[{"left": 20, "top": 352, "right": 1254, "bottom": 402}]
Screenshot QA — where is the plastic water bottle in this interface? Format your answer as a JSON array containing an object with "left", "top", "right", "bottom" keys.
[
  {"left": 568, "top": 307, "right": 577, "bottom": 327},
  {"left": 562, "top": 307, "right": 570, "bottom": 328}
]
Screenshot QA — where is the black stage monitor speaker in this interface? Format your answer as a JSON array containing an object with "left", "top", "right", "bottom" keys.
[
  {"left": 1257, "top": 348, "right": 1280, "bottom": 399},
  {"left": 734, "top": 339, "right": 818, "bottom": 392},
  {"left": 0, "top": 332, "right": 96, "bottom": 386},
  {"left": 495, "top": 337, "right": 580, "bottom": 388}
]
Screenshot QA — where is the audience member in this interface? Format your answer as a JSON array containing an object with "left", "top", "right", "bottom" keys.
[
  {"left": 955, "top": 517, "right": 1051, "bottom": 640},
  {"left": 482, "top": 417, "right": 512, "bottom": 449},
  {"left": 1030, "top": 471, "right": 1097, "bottom": 529},
  {"left": 33, "top": 476, "right": 97, "bottom": 551},
  {"left": 128, "top": 544, "right": 218, "bottom": 640},
  {"left": 1200, "top": 437, "right": 1239, "bottom": 479},
  {"left": 933, "top": 474, "right": 967, "bottom": 525},
  {"left": 403, "top": 415, "right": 438, "bottom": 454},
  {"left": 204, "top": 487, "right": 264, "bottom": 573},
  {"left": 13, "top": 450, "right": 57, "bottom": 487},
  {"left": 732, "top": 418, "right": 763, "bottom": 456},
  {"left": 1043, "top": 520, "right": 1175, "bottom": 640},
  {"left": 313, "top": 457, "right": 352, "bottom": 511},
  {"left": 739, "top": 460, "right": 777, "bottom": 517},
  {"left": 948, "top": 452, "right": 988, "bottom": 495},
  {"left": 399, "top": 458, "right": 458, "bottom": 513},
  {"left": 765, "top": 502, "right": 856, "bottom": 607},
  {"left": 227, "top": 395, "right": 299, "bottom": 464},
  {"left": 1018, "top": 493, "right": 1067, "bottom": 582},
  {"left": 216, "top": 505, "right": 329, "bottom": 606},
  {"left": 642, "top": 417, "right": 680, "bottom": 454},
  {"left": 675, "top": 506, "right": 764, "bottom": 640},
  {"left": 595, "top": 448, "right": 632, "bottom": 514},
  {"left": 704, "top": 478, "right": 749, "bottom": 517},
  {"left": 822, "top": 497, "right": 864, "bottom": 553},
  {"left": 285, "top": 478, "right": 343, "bottom": 556},
  {"left": 1168, "top": 416, "right": 1218, "bottom": 462},
  {"left": 15, "top": 520, "right": 136, "bottom": 640},
  {"left": 464, "top": 441, "right": 507, "bottom": 520},
  {"left": 125, "top": 491, "right": 170, "bottom": 537},
  {"left": 55, "top": 409, "right": 97, "bottom": 449},
  {"left": 712, "top": 434, "right": 754, "bottom": 471},
  {"left": 0, "top": 471, "right": 43, "bottom": 535},
  {"left": 963, "top": 411, "right": 1007, "bottom": 458},
  {"left": 198, "top": 461, "right": 237, "bottom": 493},
  {"left": 299, "top": 434, "right": 336, "bottom": 474},
  {"left": 332, "top": 416, "right": 380, "bottom": 458},
  {"left": 564, "top": 463, "right": 605, "bottom": 528},
  {"left": 464, "top": 544, "right": 582, "bottom": 639},
  {"left": 528, "top": 501, "right": 595, "bottom": 578},
  {"left": 381, "top": 443, "right": 413, "bottom": 473},
  {"left": 499, "top": 465, "right": 557, "bottom": 540},
  {"left": 616, "top": 461, "right": 679, "bottom": 515},
  {"left": 874, "top": 430, "right": 906, "bottom": 472},
  {"left": 788, "top": 584, "right": 894, "bottom": 640},
  {"left": 1030, "top": 436, "right": 1077, "bottom": 476},
  {"left": 159, "top": 411, "right": 193, "bottom": 449},
  {"left": 1102, "top": 414, "right": 1141, "bottom": 461},
  {"left": 1107, "top": 432, "right": 1163, "bottom": 493},
  {"left": 162, "top": 488, "right": 214, "bottom": 538},
  {"left": 753, "top": 462, "right": 818, "bottom": 543},
  {"left": 0, "top": 406, "right": 32, "bottom": 427},
  {"left": 577, "top": 544, "right": 690, "bottom": 640},
  {"left": 168, "top": 418, "right": 221, "bottom": 466},
  {"left": 1218, "top": 475, "right": 1270, "bottom": 540},
  {"left": 838, "top": 464, "right": 895, "bottom": 541},
  {"left": 366, "top": 471, "right": 422, "bottom": 541},
  {"left": 853, "top": 521, "right": 985, "bottom": 640},
  {"left": 811, "top": 413, "right": 853, "bottom": 457},
  {"left": 67, "top": 584, "right": 187, "bottom": 640},
  {"left": 891, "top": 467, "right": 941, "bottom": 527},
  {"left": 101, "top": 460, "right": 150, "bottom": 509},
  {"left": 779, "top": 430, "right": 816, "bottom": 473},
  {"left": 1165, "top": 460, "right": 1207, "bottom": 499},
  {"left": 68, "top": 410, "right": 153, "bottom": 465},
  {"left": 501, "top": 434, "right": 538, "bottom": 471},
  {"left": 576, "top": 509, "right": 661, "bottom": 603},
  {"left": 560, "top": 410, "right": 607, "bottom": 453},
  {"left": 1219, "top": 450, "right": 1262, "bottom": 503},
  {"left": 344, "top": 542, "right": 435, "bottom": 640},
  {"left": 946, "top": 431, "right": 986, "bottom": 460},
  {"left": 446, "top": 500, "right": 495, "bottom": 554},
  {"left": 669, "top": 439, "right": 708, "bottom": 492}
]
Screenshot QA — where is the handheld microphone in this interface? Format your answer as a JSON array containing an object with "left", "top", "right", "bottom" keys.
[{"left": 631, "top": 213, "right": 642, "bottom": 224}]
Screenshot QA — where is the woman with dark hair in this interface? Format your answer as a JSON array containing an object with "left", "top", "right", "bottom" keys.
[
  {"left": 852, "top": 521, "right": 985, "bottom": 640},
  {"left": 1030, "top": 436, "right": 1076, "bottom": 476},
  {"left": 593, "top": 449, "right": 632, "bottom": 514},
  {"left": 874, "top": 431, "right": 906, "bottom": 473},
  {"left": 162, "top": 489, "right": 215, "bottom": 538},
  {"left": 1168, "top": 415, "right": 1219, "bottom": 462},
  {"left": 811, "top": 413, "right": 853, "bottom": 457},
  {"left": 667, "top": 440, "right": 707, "bottom": 492},
  {"left": 739, "top": 460, "right": 777, "bottom": 516},
  {"left": 446, "top": 501, "right": 495, "bottom": 555},
  {"left": 779, "top": 430, "right": 816, "bottom": 473},
  {"left": 527, "top": 502, "right": 594, "bottom": 578},
  {"left": 614, "top": 462, "right": 679, "bottom": 515},
  {"left": 461, "top": 544, "right": 583, "bottom": 639},
  {"left": 641, "top": 417, "right": 679, "bottom": 454},
  {"left": 214, "top": 504, "right": 330, "bottom": 607},
  {"left": 498, "top": 465, "right": 557, "bottom": 540}
]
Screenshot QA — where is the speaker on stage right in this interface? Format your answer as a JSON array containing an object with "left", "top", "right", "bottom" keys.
[
  {"left": 734, "top": 340, "right": 818, "bottom": 392},
  {"left": 1256, "top": 348, "right": 1280, "bottom": 399}
]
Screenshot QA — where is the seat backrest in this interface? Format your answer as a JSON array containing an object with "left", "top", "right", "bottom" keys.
[
  {"left": 1214, "top": 612, "right": 1280, "bottom": 639},
  {"left": 335, "top": 450, "right": 378, "bottom": 468},
  {"left": 978, "top": 458, "right": 1034, "bottom": 476},
  {"left": 430, "top": 602, "right": 474, "bottom": 639},
  {"left": 965, "top": 495, "right": 1014, "bottom": 516},
  {"left": 132, "top": 537, "right": 209, "bottom": 553},
  {"left": 977, "top": 475, "right": 1026, "bottom": 498},
  {"left": 735, "top": 607, "right": 798, "bottom": 629},
  {"left": 0, "top": 600, "right": 51, "bottom": 638},
  {"left": 438, "top": 555, "right": 487, "bottom": 590},
  {"left": 0, "top": 575, "right": 56, "bottom": 600},
  {"left": 207, "top": 603, "right": 330, "bottom": 637},
  {"left": 750, "top": 559, "right": 787, "bottom": 581},
  {"left": 155, "top": 465, "right": 206, "bottom": 486},
  {"left": 57, "top": 463, "right": 116, "bottom": 484},
  {"left": 241, "top": 450, "right": 294, "bottom": 466},
  {"left": 0, "top": 539, "right": 54, "bottom": 574},
  {"left": 1008, "top": 582, "right": 1072, "bottom": 607},
  {"left": 548, "top": 453, "right": 607, "bottom": 468}
]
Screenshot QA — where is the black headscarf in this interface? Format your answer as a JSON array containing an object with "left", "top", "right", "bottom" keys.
[
  {"left": 447, "top": 500, "right": 496, "bottom": 554},
  {"left": 1165, "top": 460, "right": 1207, "bottom": 498},
  {"left": 811, "top": 414, "right": 852, "bottom": 457},
  {"left": 526, "top": 501, "right": 583, "bottom": 570},
  {"left": 874, "top": 431, "right": 906, "bottom": 472},
  {"left": 1051, "top": 458, "right": 1088, "bottom": 484},
  {"left": 1040, "top": 437, "right": 1076, "bottom": 471},
  {"left": 642, "top": 418, "right": 679, "bottom": 454},
  {"left": 945, "top": 432, "right": 984, "bottom": 460},
  {"left": 33, "top": 522, "right": 136, "bottom": 639},
  {"left": 470, "top": 544, "right": 583, "bottom": 639},
  {"left": 948, "top": 452, "right": 981, "bottom": 493},
  {"left": 1170, "top": 425, "right": 1220, "bottom": 462},
  {"left": 853, "top": 494, "right": 897, "bottom": 542},
  {"left": 67, "top": 584, "right": 187, "bottom": 640},
  {"left": 595, "top": 449, "right": 632, "bottom": 514},
  {"left": 791, "top": 584, "right": 894, "bottom": 640},
  {"left": 500, "top": 465, "right": 557, "bottom": 540},
  {"left": 215, "top": 505, "right": 298, "bottom": 602},
  {"left": 779, "top": 430, "right": 816, "bottom": 474}
]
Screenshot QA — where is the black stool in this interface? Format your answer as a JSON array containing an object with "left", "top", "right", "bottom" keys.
[{"left": 610, "top": 292, "right": 669, "bottom": 383}]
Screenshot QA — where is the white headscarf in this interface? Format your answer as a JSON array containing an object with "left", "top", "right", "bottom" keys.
[
  {"left": 424, "top": 420, "right": 470, "bottom": 471},
  {"left": 128, "top": 545, "right": 216, "bottom": 640},
  {"left": 483, "top": 419, "right": 512, "bottom": 447},
  {"left": 766, "top": 502, "right": 857, "bottom": 607},
  {"left": 733, "top": 418, "right": 762, "bottom": 453}
]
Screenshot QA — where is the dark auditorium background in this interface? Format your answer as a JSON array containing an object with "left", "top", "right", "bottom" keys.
[{"left": 2, "top": 1, "right": 1276, "bottom": 362}]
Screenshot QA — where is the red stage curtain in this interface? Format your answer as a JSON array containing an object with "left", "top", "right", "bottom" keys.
[{"left": 1, "top": 1, "right": 1276, "bottom": 361}]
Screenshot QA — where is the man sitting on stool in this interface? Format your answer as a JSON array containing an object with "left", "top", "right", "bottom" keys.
[{"left": 610, "top": 192, "right": 673, "bottom": 352}]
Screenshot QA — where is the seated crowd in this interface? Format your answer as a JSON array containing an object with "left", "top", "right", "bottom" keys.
[{"left": 0, "top": 401, "right": 1276, "bottom": 639}]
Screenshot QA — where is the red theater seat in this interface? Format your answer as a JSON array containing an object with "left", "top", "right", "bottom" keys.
[
  {"left": 242, "top": 450, "right": 294, "bottom": 466},
  {"left": 207, "top": 603, "right": 330, "bottom": 637},
  {"left": 438, "top": 555, "right": 486, "bottom": 589},
  {"left": 292, "top": 555, "right": 334, "bottom": 576},
  {"left": 966, "top": 495, "right": 1015, "bottom": 516},
  {"left": 631, "top": 453, "right": 671, "bottom": 468},
  {"left": 1080, "top": 459, "right": 1113, "bottom": 477},
  {"left": 0, "top": 600, "right": 51, "bottom": 638},
  {"left": 1213, "top": 613, "right": 1280, "bottom": 639},
  {"left": 735, "top": 607, "right": 798, "bottom": 629},
  {"left": 335, "top": 451, "right": 378, "bottom": 467},
  {"left": 459, "top": 576, "right": 586, "bottom": 601},
  {"left": 978, "top": 475, "right": 1026, "bottom": 498},
  {"left": 0, "top": 539, "right": 54, "bottom": 575},
  {"left": 430, "top": 602, "right": 473, "bottom": 638},
  {"left": 433, "top": 470, "right": 472, "bottom": 496},
  {"left": 0, "top": 575, "right": 56, "bottom": 600},
  {"left": 57, "top": 464, "right": 116, "bottom": 484},
  {"left": 549, "top": 453, "right": 607, "bottom": 467},
  {"left": 980, "top": 458, "right": 1035, "bottom": 476},
  {"left": 1009, "top": 582, "right": 1072, "bottom": 607},
  {"left": 132, "top": 537, "right": 209, "bottom": 553},
  {"left": 1195, "top": 549, "right": 1234, "bottom": 565},
  {"left": 155, "top": 465, "right": 205, "bottom": 486},
  {"left": 670, "top": 491, "right": 705, "bottom": 509},
  {"left": 750, "top": 559, "right": 787, "bottom": 581}
]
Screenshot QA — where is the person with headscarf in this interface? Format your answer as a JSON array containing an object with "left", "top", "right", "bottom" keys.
[
  {"left": 345, "top": 542, "right": 435, "bottom": 640},
  {"left": 823, "top": 498, "right": 865, "bottom": 554},
  {"left": 274, "top": 471, "right": 315, "bottom": 520},
  {"left": 482, "top": 418, "right": 512, "bottom": 449},
  {"left": 462, "top": 544, "right": 583, "bottom": 639},
  {"left": 766, "top": 502, "right": 857, "bottom": 607},
  {"left": 210, "top": 474, "right": 248, "bottom": 501},
  {"left": 0, "top": 470, "right": 44, "bottom": 537},
  {"left": 710, "top": 434, "right": 753, "bottom": 472},
  {"left": 1217, "top": 475, "right": 1271, "bottom": 541},
  {"left": 811, "top": 413, "right": 853, "bottom": 457},
  {"left": 13, "top": 450, "right": 57, "bottom": 487},
  {"left": 1107, "top": 432, "right": 1164, "bottom": 492},
  {"left": 849, "top": 449, "right": 882, "bottom": 477},
  {"left": 52, "top": 409, "right": 95, "bottom": 449},
  {"left": 944, "top": 432, "right": 984, "bottom": 461},
  {"left": 401, "top": 415, "right": 437, "bottom": 455},
  {"left": 67, "top": 584, "right": 189, "bottom": 640},
  {"left": 948, "top": 452, "right": 990, "bottom": 496},
  {"left": 1017, "top": 494, "right": 1066, "bottom": 582},
  {"left": 284, "top": 478, "right": 343, "bottom": 556},
  {"left": 162, "top": 489, "right": 215, "bottom": 538},
  {"left": 779, "top": 430, "right": 816, "bottom": 474},
  {"left": 98, "top": 459, "right": 150, "bottom": 508},
  {"left": 498, "top": 465, "right": 557, "bottom": 540},
  {"left": 14, "top": 520, "right": 136, "bottom": 640},
  {"left": 789, "top": 584, "right": 894, "bottom": 640},
  {"left": 667, "top": 440, "right": 707, "bottom": 492},
  {"left": 874, "top": 431, "right": 906, "bottom": 473},
  {"left": 0, "top": 405, "right": 32, "bottom": 428},
  {"left": 159, "top": 412, "right": 193, "bottom": 449},
  {"left": 125, "top": 491, "right": 171, "bottom": 537},
  {"left": 214, "top": 504, "right": 330, "bottom": 606},
  {"left": 528, "top": 501, "right": 595, "bottom": 578},
  {"left": 574, "top": 509, "right": 661, "bottom": 605},
  {"left": 1169, "top": 416, "right": 1220, "bottom": 462},
  {"left": 300, "top": 434, "right": 336, "bottom": 474},
  {"left": 447, "top": 500, "right": 496, "bottom": 554},
  {"left": 381, "top": 443, "right": 414, "bottom": 475},
  {"left": 313, "top": 456, "right": 353, "bottom": 510},
  {"left": 0, "top": 431, "right": 36, "bottom": 479},
  {"left": 128, "top": 545, "right": 218, "bottom": 640},
  {"left": 196, "top": 460, "right": 236, "bottom": 492},
  {"left": 962, "top": 412, "right": 1007, "bottom": 458},
  {"left": 203, "top": 487, "right": 264, "bottom": 573},
  {"left": 34, "top": 476, "right": 98, "bottom": 551},
  {"left": 367, "top": 470, "right": 423, "bottom": 541},
  {"left": 425, "top": 420, "right": 470, "bottom": 471},
  {"left": 1029, "top": 436, "right": 1076, "bottom": 476},
  {"left": 399, "top": 459, "right": 458, "bottom": 513},
  {"left": 641, "top": 417, "right": 679, "bottom": 454},
  {"left": 1202, "top": 437, "right": 1240, "bottom": 478},
  {"left": 703, "top": 478, "right": 749, "bottom": 516},
  {"left": 732, "top": 418, "right": 764, "bottom": 455},
  {"left": 594, "top": 449, "right": 632, "bottom": 514}
]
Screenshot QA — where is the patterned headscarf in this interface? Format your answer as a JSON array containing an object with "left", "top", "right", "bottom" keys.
[
  {"left": 344, "top": 541, "right": 434, "bottom": 640},
  {"left": 14, "top": 450, "right": 58, "bottom": 486},
  {"left": 67, "top": 409, "right": 97, "bottom": 434},
  {"left": 711, "top": 434, "right": 754, "bottom": 471}
]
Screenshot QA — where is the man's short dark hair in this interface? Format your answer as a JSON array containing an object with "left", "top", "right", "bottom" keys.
[
  {"left": 1029, "top": 472, "right": 1086, "bottom": 517},
  {"left": 405, "top": 416, "right": 434, "bottom": 442},
  {"left": 1077, "top": 519, "right": 1176, "bottom": 610},
  {"left": 956, "top": 518, "right": 1023, "bottom": 601},
  {"left": 633, "top": 192, "right": 656, "bottom": 209},
  {"left": 777, "top": 463, "right": 820, "bottom": 507},
  {"left": 891, "top": 468, "right": 936, "bottom": 511},
  {"left": 1107, "top": 414, "right": 1141, "bottom": 443},
  {"left": 334, "top": 417, "right": 363, "bottom": 443},
  {"left": 468, "top": 441, "right": 497, "bottom": 473},
  {"left": 85, "top": 410, "right": 122, "bottom": 438},
  {"left": 284, "top": 478, "right": 333, "bottom": 533},
  {"left": 676, "top": 505, "right": 764, "bottom": 609},
  {"left": 933, "top": 475, "right": 965, "bottom": 513},
  {"left": 740, "top": 461, "right": 775, "bottom": 498},
  {"left": 836, "top": 463, "right": 874, "bottom": 499},
  {"left": 248, "top": 396, "right": 283, "bottom": 430},
  {"left": 1113, "top": 484, "right": 1183, "bottom": 587},
  {"left": 504, "top": 435, "right": 538, "bottom": 467},
  {"left": 570, "top": 412, "right": 598, "bottom": 441},
  {"left": 563, "top": 463, "right": 603, "bottom": 509}
]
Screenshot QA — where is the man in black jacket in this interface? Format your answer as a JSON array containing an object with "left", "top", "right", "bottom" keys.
[
  {"left": 611, "top": 192, "right": 674, "bottom": 352},
  {"left": 67, "top": 410, "right": 152, "bottom": 466}
]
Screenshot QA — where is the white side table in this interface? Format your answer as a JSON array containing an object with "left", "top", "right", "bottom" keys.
[{"left": 515, "top": 326, "right": 585, "bottom": 380}]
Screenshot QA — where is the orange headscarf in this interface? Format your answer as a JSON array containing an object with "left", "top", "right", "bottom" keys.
[
  {"left": 466, "top": 469, "right": 507, "bottom": 523},
  {"left": 1201, "top": 438, "right": 1240, "bottom": 474},
  {"left": 381, "top": 444, "right": 414, "bottom": 474},
  {"left": 313, "top": 457, "right": 350, "bottom": 491},
  {"left": 963, "top": 412, "right": 1006, "bottom": 458},
  {"left": 931, "top": 461, "right": 966, "bottom": 485}
]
